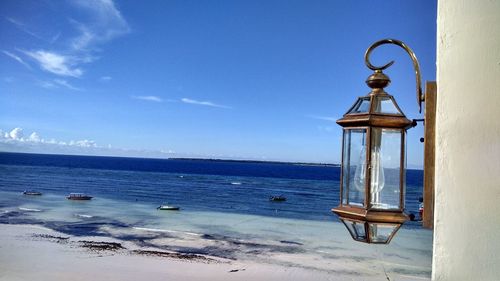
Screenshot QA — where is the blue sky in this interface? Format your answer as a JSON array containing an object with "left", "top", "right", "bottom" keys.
[{"left": 0, "top": 0, "right": 436, "bottom": 166}]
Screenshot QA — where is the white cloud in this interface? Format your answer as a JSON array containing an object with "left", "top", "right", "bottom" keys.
[
  {"left": 29, "top": 132, "right": 41, "bottom": 142},
  {"left": 181, "top": 98, "right": 231, "bottom": 109},
  {"left": 0, "top": 127, "right": 177, "bottom": 159},
  {"left": 9, "top": 128, "right": 24, "bottom": 140},
  {"left": 69, "top": 139, "right": 97, "bottom": 147},
  {"left": 1, "top": 127, "right": 97, "bottom": 148},
  {"left": 24, "top": 50, "right": 83, "bottom": 77},
  {"left": 2, "top": 50, "right": 31, "bottom": 69},
  {"left": 132, "top": 96, "right": 163, "bottom": 102}
]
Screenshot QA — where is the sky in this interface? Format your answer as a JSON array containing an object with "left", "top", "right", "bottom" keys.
[{"left": 0, "top": 0, "right": 436, "bottom": 166}]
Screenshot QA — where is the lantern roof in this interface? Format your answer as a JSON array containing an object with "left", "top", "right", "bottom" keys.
[{"left": 337, "top": 71, "right": 413, "bottom": 129}]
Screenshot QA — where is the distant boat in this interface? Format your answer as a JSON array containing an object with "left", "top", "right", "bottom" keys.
[
  {"left": 269, "top": 195, "right": 287, "bottom": 202},
  {"left": 157, "top": 204, "right": 180, "bottom": 211},
  {"left": 23, "top": 190, "right": 42, "bottom": 196},
  {"left": 67, "top": 193, "right": 93, "bottom": 200}
]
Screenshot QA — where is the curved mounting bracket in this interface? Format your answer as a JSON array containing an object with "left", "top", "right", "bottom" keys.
[{"left": 364, "top": 39, "right": 424, "bottom": 113}]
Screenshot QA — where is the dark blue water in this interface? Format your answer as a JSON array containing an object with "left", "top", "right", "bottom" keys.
[
  {"left": 0, "top": 152, "right": 423, "bottom": 223},
  {"left": 0, "top": 152, "right": 339, "bottom": 180}
]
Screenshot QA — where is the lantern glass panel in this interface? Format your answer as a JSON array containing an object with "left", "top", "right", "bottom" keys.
[
  {"left": 370, "top": 128, "right": 403, "bottom": 210},
  {"left": 342, "top": 129, "right": 367, "bottom": 207},
  {"left": 368, "top": 223, "right": 400, "bottom": 243},
  {"left": 373, "top": 96, "right": 403, "bottom": 115},
  {"left": 347, "top": 97, "right": 370, "bottom": 114},
  {"left": 342, "top": 219, "right": 367, "bottom": 241}
]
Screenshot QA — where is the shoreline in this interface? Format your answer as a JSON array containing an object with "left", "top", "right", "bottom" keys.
[
  {"left": 0, "top": 222, "right": 431, "bottom": 281},
  {"left": 0, "top": 224, "right": 357, "bottom": 281}
]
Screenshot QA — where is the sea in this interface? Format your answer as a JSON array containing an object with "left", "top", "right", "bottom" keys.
[{"left": 0, "top": 152, "right": 432, "bottom": 278}]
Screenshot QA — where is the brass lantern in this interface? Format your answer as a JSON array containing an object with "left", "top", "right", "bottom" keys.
[{"left": 332, "top": 39, "right": 425, "bottom": 244}]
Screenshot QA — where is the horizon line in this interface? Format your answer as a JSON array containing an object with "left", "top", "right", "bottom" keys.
[{"left": 0, "top": 150, "right": 424, "bottom": 169}]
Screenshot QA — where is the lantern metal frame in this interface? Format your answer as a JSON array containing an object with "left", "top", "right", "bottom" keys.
[{"left": 332, "top": 39, "right": 430, "bottom": 244}]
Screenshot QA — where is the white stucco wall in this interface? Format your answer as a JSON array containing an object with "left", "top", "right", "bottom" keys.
[{"left": 433, "top": 1, "right": 500, "bottom": 280}]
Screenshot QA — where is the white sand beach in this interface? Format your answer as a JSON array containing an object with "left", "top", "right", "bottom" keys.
[
  {"left": 0, "top": 224, "right": 430, "bottom": 281},
  {"left": 0, "top": 224, "right": 337, "bottom": 281}
]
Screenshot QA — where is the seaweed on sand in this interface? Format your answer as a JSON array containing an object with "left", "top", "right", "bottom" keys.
[
  {"left": 132, "top": 249, "right": 218, "bottom": 263},
  {"left": 79, "top": 240, "right": 125, "bottom": 251}
]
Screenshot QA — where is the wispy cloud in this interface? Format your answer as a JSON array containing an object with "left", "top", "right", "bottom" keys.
[
  {"left": 6, "top": 17, "right": 61, "bottom": 44},
  {"left": 70, "top": 0, "right": 130, "bottom": 51},
  {"left": 11, "top": 0, "right": 129, "bottom": 80},
  {"left": 132, "top": 95, "right": 163, "bottom": 102},
  {"left": 307, "top": 115, "right": 338, "bottom": 122},
  {"left": 71, "top": 23, "right": 95, "bottom": 51},
  {"left": 100, "top": 76, "right": 112, "bottom": 82},
  {"left": 53, "top": 79, "right": 82, "bottom": 91},
  {"left": 317, "top": 125, "right": 334, "bottom": 133},
  {"left": 38, "top": 80, "right": 57, "bottom": 89},
  {"left": 2, "top": 50, "right": 31, "bottom": 69},
  {"left": 38, "top": 79, "right": 82, "bottom": 91},
  {"left": 181, "top": 98, "right": 231, "bottom": 109},
  {"left": 24, "top": 50, "right": 83, "bottom": 77},
  {"left": 50, "top": 32, "right": 61, "bottom": 44},
  {"left": 5, "top": 17, "right": 42, "bottom": 40}
]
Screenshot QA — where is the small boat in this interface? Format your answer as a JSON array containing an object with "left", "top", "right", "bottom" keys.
[
  {"left": 23, "top": 190, "right": 42, "bottom": 196},
  {"left": 157, "top": 205, "right": 180, "bottom": 211},
  {"left": 67, "top": 193, "right": 93, "bottom": 200},
  {"left": 269, "top": 195, "right": 287, "bottom": 202}
]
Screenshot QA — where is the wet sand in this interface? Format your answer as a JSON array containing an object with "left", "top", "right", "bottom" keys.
[
  {"left": 0, "top": 224, "right": 430, "bottom": 281},
  {"left": 0, "top": 224, "right": 339, "bottom": 281}
]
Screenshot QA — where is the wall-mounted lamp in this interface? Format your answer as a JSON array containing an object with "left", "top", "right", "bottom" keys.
[{"left": 332, "top": 39, "right": 436, "bottom": 244}]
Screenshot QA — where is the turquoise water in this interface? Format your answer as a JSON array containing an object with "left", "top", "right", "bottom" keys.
[{"left": 0, "top": 154, "right": 431, "bottom": 278}]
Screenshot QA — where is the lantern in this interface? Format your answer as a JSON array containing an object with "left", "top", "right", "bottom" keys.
[{"left": 332, "top": 39, "right": 424, "bottom": 244}]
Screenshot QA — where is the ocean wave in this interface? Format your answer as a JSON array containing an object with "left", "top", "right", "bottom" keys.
[
  {"left": 75, "top": 214, "right": 93, "bottom": 218},
  {"left": 230, "top": 182, "right": 242, "bottom": 185},
  {"left": 18, "top": 207, "right": 42, "bottom": 212},
  {"left": 133, "top": 226, "right": 200, "bottom": 236}
]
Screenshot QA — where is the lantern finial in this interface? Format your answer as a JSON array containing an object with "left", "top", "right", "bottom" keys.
[{"left": 365, "top": 70, "right": 390, "bottom": 90}]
